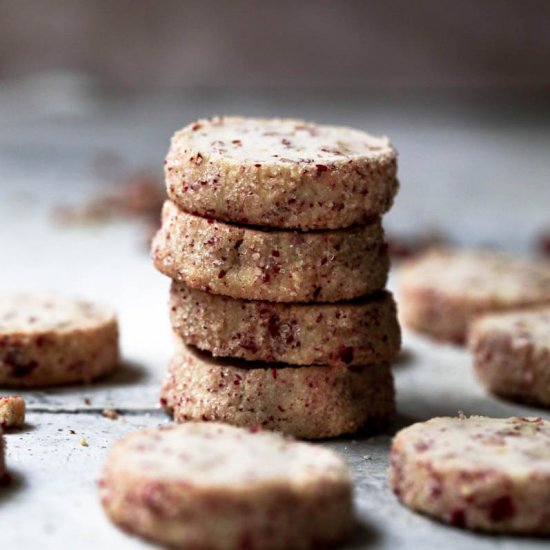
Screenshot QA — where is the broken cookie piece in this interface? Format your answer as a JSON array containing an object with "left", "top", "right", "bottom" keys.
[{"left": 0, "top": 396, "right": 25, "bottom": 429}]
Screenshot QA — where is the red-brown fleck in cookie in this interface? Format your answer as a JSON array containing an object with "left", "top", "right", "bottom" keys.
[
  {"left": 0, "top": 294, "right": 119, "bottom": 387},
  {"left": 165, "top": 116, "right": 398, "bottom": 229},
  {"left": 390, "top": 415, "right": 550, "bottom": 534},
  {"left": 399, "top": 248, "right": 550, "bottom": 344},
  {"left": 100, "top": 422, "right": 354, "bottom": 549},
  {"left": 161, "top": 345, "right": 395, "bottom": 440},
  {"left": 170, "top": 283, "right": 401, "bottom": 367},
  {"left": 0, "top": 396, "right": 25, "bottom": 429},
  {"left": 152, "top": 200, "right": 389, "bottom": 303},
  {"left": 469, "top": 307, "right": 550, "bottom": 407}
]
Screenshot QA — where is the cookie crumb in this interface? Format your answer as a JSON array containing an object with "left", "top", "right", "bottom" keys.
[
  {"left": 387, "top": 231, "right": 447, "bottom": 260},
  {"left": 362, "top": 454, "right": 372, "bottom": 460},
  {"left": 102, "top": 409, "right": 119, "bottom": 420},
  {"left": 54, "top": 172, "right": 164, "bottom": 226},
  {"left": 535, "top": 230, "right": 550, "bottom": 258},
  {"left": 80, "top": 437, "right": 89, "bottom": 447},
  {"left": 0, "top": 396, "right": 26, "bottom": 429}
]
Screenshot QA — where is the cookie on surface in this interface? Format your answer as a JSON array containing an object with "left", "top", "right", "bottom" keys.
[
  {"left": 170, "top": 283, "right": 401, "bottom": 367},
  {"left": 470, "top": 307, "right": 550, "bottom": 407},
  {"left": 100, "top": 422, "right": 354, "bottom": 550},
  {"left": 161, "top": 345, "right": 395, "bottom": 439},
  {"left": 398, "top": 248, "right": 550, "bottom": 344},
  {"left": 390, "top": 415, "right": 550, "bottom": 534},
  {"left": 165, "top": 116, "right": 398, "bottom": 229},
  {"left": 0, "top": 396, "right": 25, "bottom": 429},
  {"left": 153, "top": 200, "right": 389, "bottom": 303},
  {"left": 0, "top": 294, "right": 119, "bottom": 387}
]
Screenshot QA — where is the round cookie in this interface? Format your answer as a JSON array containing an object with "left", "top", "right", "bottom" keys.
[
  {"left": 0, "top": 396, "right": 26, "bottom": 429},
  {"left": 398, "top": 248, "right": 550, "bottom": 344},
  {"left": 170, "top": 283, "right": 401, "bottom": 367},
  {"left": 0, "top": 294, "right": 119, "bottom": 387},
  {"left": 165, "top": 116, "right": 398, "bottom": 229},
  {"left": 390, "top": 415, "right": 550, "bottom": 534},
  {"left": 153, "top": 201, "right": 389, "bottom": 303},
  {"left": 100, "top": 422, "right": 354, "bottom": 550},
  {"left": 161, "top": 345, "right": 395, "bottom": 439},
  {"left": 469, "top": 307, "right": 550, "bottom": 407}
]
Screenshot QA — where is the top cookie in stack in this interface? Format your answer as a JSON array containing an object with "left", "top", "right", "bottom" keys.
[
  {"left": 164, "top": 116, "right": 398, "bottom": 230},
  {"left": 153, "top": 116, "right": 401, "bottom": 439}
]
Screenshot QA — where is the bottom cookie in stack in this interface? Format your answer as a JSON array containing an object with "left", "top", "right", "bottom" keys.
[{"left": 161, "top": 345, "right": 395, "bottom": 439}]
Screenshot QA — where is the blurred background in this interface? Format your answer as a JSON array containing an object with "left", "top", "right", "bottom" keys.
[{"left": 0, "top": 0, "right": 549, "bottom": 260}]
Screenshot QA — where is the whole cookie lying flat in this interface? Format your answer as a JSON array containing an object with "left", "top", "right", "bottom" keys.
[
  {"left": 165, "top": 116, "right": 398, "bottom": 229},
  {"left": 470, "top": 307, "right": 550, "bottom": 407},
  {"left": 0, "top": 294, "right": 119, "bottom": 387},
  {"left": 161, "top": 345, "right": 395, "bottom": 439},
  {"left": 399, "top": 248, "right": 550, "bottom": 344},
  {"left": 170, "top": 283, "right": 401, "bottom": 367},
  {"left": 153, "top": 200, "right": 389, "bottom": 302},
  {"left": 390, "top": 416, "right": 550, "bottom": 534},
  {"left": 100, "top": 422, "right": 354, "bottom": 550}
]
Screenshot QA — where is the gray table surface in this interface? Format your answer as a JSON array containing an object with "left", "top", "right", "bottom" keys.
[{"left": 1, "top": 77, "right": 549, "bottom": 548}]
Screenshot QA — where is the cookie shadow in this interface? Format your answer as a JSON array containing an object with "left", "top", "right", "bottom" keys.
[
  {"left": 391, "top": 411, "right": 426, "bottom": 433},
  {"left": 341, "top": 518, "right": 381, "bottom": 548},
  {"left": 392, "top": 347, "right": 414, "bottom": 368},
  {"left": 42, "top": 360, "right": 149, "bottom": 393},
  {"left": 96, "top": 360, "right": 150, "bottom": 388},
  {"left": 0, "top": 470, "right": 25, "bottom": 506},
  {"left": 3, "top": 422, "right": 37, "bottom": 434}
]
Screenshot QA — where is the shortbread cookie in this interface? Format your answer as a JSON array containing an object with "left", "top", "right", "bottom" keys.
[
  {"left": 470, "top": 307, "right": 550, "bottom": 407},
  {"left": 170, "top": 283, "right": 401, "bottom": 367},
  {"left": 390, "top": 416, "right": 550, "bottom": 534},
  {"left": 153, "top": 201, "right": 389, "bottom": 302},
  {"left": 0, "top": 294, "right": 119, "bottom": 387},
  {"left": 0, "top": 396, "right": 25, "bottom": 429},
  {"left": 165, "top": 117, "right": 398, "bottom": 229},
  {"left": 100, "top": 422, "right": 354, "bottom": 550},
  {"left": 161, "top": 346, "right": 395, "bottom": 439},
  {"left": 399, "top": 248, "right": 550, "bottom": 344}
]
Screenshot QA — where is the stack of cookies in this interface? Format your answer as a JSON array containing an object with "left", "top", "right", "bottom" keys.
[{"left": 153, "top": 117, "right": 401, "bottom": 439}]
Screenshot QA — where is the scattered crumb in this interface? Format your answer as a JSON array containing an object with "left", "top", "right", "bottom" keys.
[
  {"left": 102, "top": 408, "right": 119, "bottom": 420},
  {"left": 387, "top": 230, "right": 448, "bottom": 261},
  {"left": 83, "top": 398, "right": 92, "bottom": 406},
  {"left": 0, "top": 396, "right": 26, "bottom": 429},
  {"left": 69, "top": 429, "right": 76, "bottom": 435},
  {"left": 80, "top": 437, "right": 89, "bottom": 447},
  {"left": 536, "top": 230, "right": 550, "bottom": 258},
  {"left": 53, "top": 171, "right": 164, "bottom": 227},
  {"left": 362, "top": 455, "right": 372, "bottom": 460}
]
